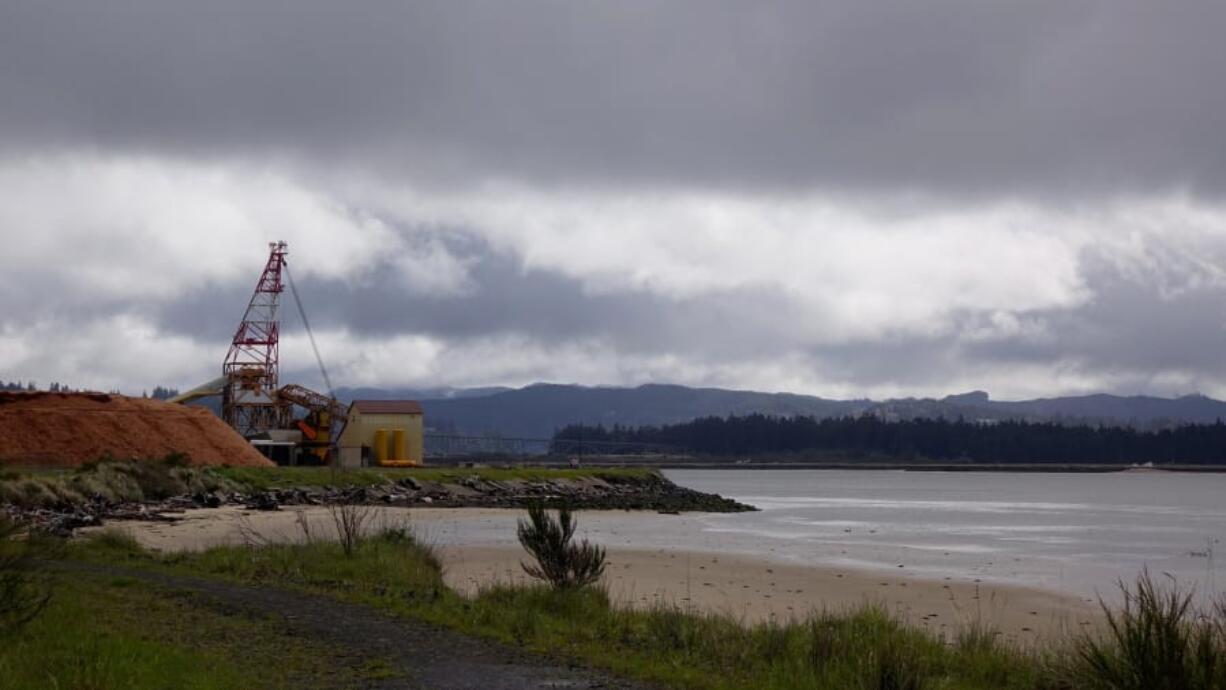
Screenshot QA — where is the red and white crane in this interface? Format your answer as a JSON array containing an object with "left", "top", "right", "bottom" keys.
[
  {"left": 223, "top": 241, "right": 288, "bottom": 437},
  {"left": 171, "top": 241, "right": 344, "bottom": 463}
]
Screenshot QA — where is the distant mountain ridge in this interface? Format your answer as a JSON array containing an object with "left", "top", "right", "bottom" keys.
[
  {"left": 335, "top": 385, "right": 512, "bottom": 402},
  {"left": 871, "top": 390, "right": 1226, "bottom": 428},
  {"left": 333, "top": 383, "right": 1226, "bottom": 438}
]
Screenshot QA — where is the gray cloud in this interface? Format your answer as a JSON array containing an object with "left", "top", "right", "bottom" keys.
[
  {"left": 963, "top": 242, "right": 1226, "bottom": 384},
  {"left": 153, "top": 234, "right": 811, "bottom": 362},
  {"left": 2, "top": 1, "right": 1224, "bottom": 198},
  {"left": 2, "top": 2, "right": 1225, "bottom": 399}
]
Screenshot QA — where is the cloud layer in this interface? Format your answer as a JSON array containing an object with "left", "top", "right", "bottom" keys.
[{"left": 1, "top": 1, "right": 1224, "bottom": 399}]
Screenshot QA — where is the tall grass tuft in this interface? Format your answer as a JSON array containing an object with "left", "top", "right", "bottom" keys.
[
  {"left": 328, "top": 502, "right": 375, "bottom": 558},
  {"left": 1052, "top": 570, "right": 1225, "bottom": 690},
  {"left": 0, "top": 517, "right": 53, "bottom": 636},
  {"left": 516, "top": 503, "right": 606, "bottom": 589}
]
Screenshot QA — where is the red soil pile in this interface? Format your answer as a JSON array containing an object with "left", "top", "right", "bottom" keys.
[{"left": 0, "top": 392, "right": 273, "bottom": 468}]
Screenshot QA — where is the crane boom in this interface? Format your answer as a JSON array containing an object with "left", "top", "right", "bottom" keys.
[{"left": 277, "top": 383, "right": 346, "bottom": 420}]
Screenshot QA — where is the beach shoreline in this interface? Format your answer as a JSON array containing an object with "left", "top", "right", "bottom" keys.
[{"left": 99, "top": 504, "right": 1099, "bottom": 642}]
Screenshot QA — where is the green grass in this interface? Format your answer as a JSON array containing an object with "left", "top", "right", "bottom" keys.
[
  {"left": 74, "top": 528, "right": 1226, "bottom": 690},
  {"left": 0, "top": 568, "right": 402, "bottom": 690},
  {"left": 1047, "top": 572, "right": 1226, "bottom": 690},
  {"left": 39, "top": 511, "right": 1226, "bottom": 690},
  {"left": 71, "top": 529, "right": 1050, "bottom": 690}
]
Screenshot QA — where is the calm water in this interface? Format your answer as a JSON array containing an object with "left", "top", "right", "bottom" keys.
[{"left": 669, "top": 469, "right": 1226, "bottom": 601}]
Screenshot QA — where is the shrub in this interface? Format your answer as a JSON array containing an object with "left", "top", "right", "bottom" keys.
[
  {"left": 0, "top": 518, "right": 53, "bottom": 637},
  {"left": 516, "top": 503, "right": 606, "bottom": 589}
]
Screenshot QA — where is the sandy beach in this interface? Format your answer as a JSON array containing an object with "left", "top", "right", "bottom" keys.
[
  {"left": 104, "top": 505, "right": 1098, "bottom": 642},
  {"left": 443, "top": 544, "right": 1094, "bottom": 642}
]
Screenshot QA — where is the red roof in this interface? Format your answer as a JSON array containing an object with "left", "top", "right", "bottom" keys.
[{"left": 349, "top": 400, "right": 423, "bottom": 415}]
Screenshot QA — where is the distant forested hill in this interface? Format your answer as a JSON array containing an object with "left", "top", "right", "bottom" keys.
[
  {"left": 335, "top": 383, "right": 1226, "bottom": 439},
  {"left": 156, "top": 380, "right": 1226, "bottom": 440},
  {"left": 403, "top": 384, "right": 868, "bottom": 438},
  {"left": 554, "top": 415, "right": 1226, "bottom": 465}
]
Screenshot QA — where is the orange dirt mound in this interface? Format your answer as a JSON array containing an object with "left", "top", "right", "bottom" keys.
[{"left": 0, "top": 392, "right": 273, "bottom": 468}]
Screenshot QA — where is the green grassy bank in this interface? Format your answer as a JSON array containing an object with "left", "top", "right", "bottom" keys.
[
  {"left": 61, "top": 525, "right": 1226, "bottom": 690},
  {"left": 0, "top": 557, "right": 400, "bottom": 690}
]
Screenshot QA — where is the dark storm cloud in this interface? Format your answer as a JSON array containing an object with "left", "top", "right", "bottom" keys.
[
  {"left": 3, "top": 1, "right": 1225, "bottom": 399},
  {"left": 962, "top": 242, "right": 1226, "bottom": 383},
  {"left": 2, "top": 1, "right": 1224, "bottom": 197},
  {"left": 154, "top": 236, "right": 811, "bottom": 362}
]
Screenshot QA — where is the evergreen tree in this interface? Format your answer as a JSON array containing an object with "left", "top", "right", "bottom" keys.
[{"left": 553, "top": 414, "right": 1226, "bottom": 465}]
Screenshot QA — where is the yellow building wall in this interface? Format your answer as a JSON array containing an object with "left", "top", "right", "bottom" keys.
[{"left": 338, "top": 412, "right": 424, "bottom": 465}]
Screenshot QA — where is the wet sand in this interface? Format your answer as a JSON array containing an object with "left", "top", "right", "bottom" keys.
[{"left": 102, "top": 505, "right": 1098, "bottom": 642}]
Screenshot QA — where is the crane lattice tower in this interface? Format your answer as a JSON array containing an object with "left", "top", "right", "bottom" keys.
[{"left": 222, "top": 241, "right": 289, "bottom": 437}]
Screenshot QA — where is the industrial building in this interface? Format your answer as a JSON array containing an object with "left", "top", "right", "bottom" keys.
[{"left": 337, "top": 400, "right": 425, "bottom": 467}]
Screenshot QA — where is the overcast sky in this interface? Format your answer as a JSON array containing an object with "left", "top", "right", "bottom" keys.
[{"left": 2, "top": 1, "right": 1225, "bottom": 400}]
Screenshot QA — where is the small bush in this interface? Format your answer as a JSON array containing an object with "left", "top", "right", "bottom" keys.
[
  {"left": 0, "top": 518, "right": 53, "bottom": 637},
  {"left": 516, "top": 503, "right": 606, "bottom": 590}
]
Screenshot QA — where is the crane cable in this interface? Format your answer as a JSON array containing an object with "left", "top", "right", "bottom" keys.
[{"left": 284, "top": 262, "right": 335, "bottom": 399}]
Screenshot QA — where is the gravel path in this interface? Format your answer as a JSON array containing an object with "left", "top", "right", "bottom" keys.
[{"left": 60, "top": 561, "right": 654, "bottom": 690}]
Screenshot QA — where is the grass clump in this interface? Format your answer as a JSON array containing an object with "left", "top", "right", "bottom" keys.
[
  {"left": 0, "top": 517, "right": 53, "bottom": 636},
  {"left": 329, "top": 502, "right": 377, "bottom": 557},
  {"left": 1044, "top": 571, "right": 1226, "bottom": 690},
  {"left": 75, "top": 526, "right": 146, "bottom": 562},
  {"left": 517, "top": 503, "right": 607, "bottom": 589},
  {"left": 164, "top": 528, "right": 448, "bottom": 604}
]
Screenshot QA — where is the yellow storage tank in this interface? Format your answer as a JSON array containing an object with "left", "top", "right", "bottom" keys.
[
  {"left": 373, "top": 429, "right": 388, "bottom": 464},
  {"left": 392, "top": 429, "right": 406, "bottom": 462}
]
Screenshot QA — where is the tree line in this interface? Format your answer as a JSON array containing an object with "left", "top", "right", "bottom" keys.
[
  {"left": 0, "top": 381, "right": 176, "bottom": 398},
  {"left": 552, "top": 414, "right": 1226, "bottom": 464},
  {"left": 1, "top": 381, "right": 76, "bottom": 392}
]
